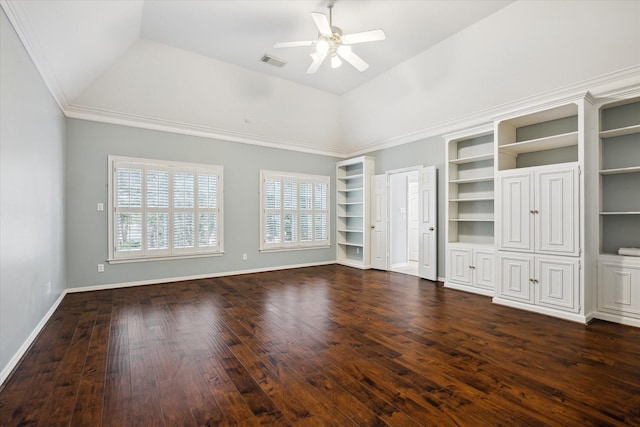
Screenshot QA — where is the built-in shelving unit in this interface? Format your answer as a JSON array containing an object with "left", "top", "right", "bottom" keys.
[
  {"left": 336, "top": 156, "right": 374, "bottom": 269},
  {"left": 444, "top": 124, "right": 496, "bottom": 296},
  {"left": 497, "top": 103, "right": 579, "bottom": 171},
  {"left": 594, "top": 95, "right": 640, "bottom": 328},
  {"left": 493, "top": 96, "right": 590, "bottom": 323},
  {"left": 598, "top": 97, "right": 640, "bottom": 256},
  {"left": 446, "top": 126, "right": 495, "bottom": 246}
]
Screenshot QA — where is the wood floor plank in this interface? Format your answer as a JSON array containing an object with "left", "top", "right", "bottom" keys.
[{"left": 2, "top": 265, "right": 640, "bottom": 426}]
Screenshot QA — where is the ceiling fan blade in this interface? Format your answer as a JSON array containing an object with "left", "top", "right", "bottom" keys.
[
  {"left": 273, "top": 41, "right": 314, "bottom": 48},
  {"left": 338, "top": 49, "right": 369, "bottom": 72},
  {"left": 306, "top": 52, "right": 327, "bottom": 74},
  {"left": 342, "top": 29, "right": 386, "bottom": 45},
  {"left": 311, "top": 12, "right": 332, "bottom": 36}
]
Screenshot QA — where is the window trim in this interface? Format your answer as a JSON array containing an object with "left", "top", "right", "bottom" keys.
[
  {"left": 107, "top": 155, "right": 224, "bottom": 263},
  {"left": 259, "top": 170, "right": 330, "bottom": 252}
]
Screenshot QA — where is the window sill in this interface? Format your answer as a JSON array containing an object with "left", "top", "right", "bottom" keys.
[
  {"left": 259, "top": 245, "right": 331, "bottom": 253},
  {"left": 108, "top": 252, "right": 224, "bottom": 264}
]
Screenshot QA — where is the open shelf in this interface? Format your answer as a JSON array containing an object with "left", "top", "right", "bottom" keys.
[
  {"left": 499, "top": 131, "right": 578, "bottom": 155},
  {"left": 449, "top": 176, "right": 494, "bottom": 184},
  {"left": 600, "top": 124, "right": 640, "bottom": 139},
  {"left": 449, "top": 197, "right": 494, "bottom": 202},
  {"left": 449, "top": 153, "right": 493, "bottom": 165},
  {"left": 600, "top": 166, "right": 640, "bottom": 175},
  {"left": 600, "top": 212, "right": 640, "bottom": 215}
]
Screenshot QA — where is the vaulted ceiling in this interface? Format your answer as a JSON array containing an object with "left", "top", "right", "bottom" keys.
[
  {"left": 2, "top": 0, "right": 517, "bottom": 156},
  {"left": 6, "top": 1, "right": 512, "bottom": 99}
]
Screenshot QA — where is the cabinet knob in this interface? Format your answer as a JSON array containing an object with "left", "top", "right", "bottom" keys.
[
  {"left": 429, "top": 227, "right": 435, "bottom": 231},
  {"left": 370, "top": 225, "right": 375, "bottom": 229},
  {"left": 469, "top": 265, "right": 475, "bottom": 269},
  {"left": 530, "top": 210, "right": 536, "bottom": 214},
  {"left": 529, "top": 278, "right": 535, "bottom": 282}
]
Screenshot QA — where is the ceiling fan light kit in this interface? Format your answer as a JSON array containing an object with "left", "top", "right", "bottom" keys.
[{"left": 273, "top": 5, "right": 385, "bottom": 74}]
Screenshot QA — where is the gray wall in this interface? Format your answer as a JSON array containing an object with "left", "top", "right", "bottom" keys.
[
  {"left": 365, "top": 135, "right": 446, "bottom": 278},
  {"left": 0, "top": 9, "right": 66, "bottom": 375},
  {"left": 65, "top": 119, "right": 338, "bottom": 288}
]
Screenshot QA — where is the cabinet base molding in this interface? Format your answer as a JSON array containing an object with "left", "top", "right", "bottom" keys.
[
  {"left": 337, "top": 260, "right": 370, "bottom": 270},
  {"left": 592, "top": 312, "right": 640, "bottom": 328},
  {"left": 444, "top": 281, "right": 494, "bottom": 297},
  {"left": 492, "top": 297, "right": 588, "bottom": 324}
]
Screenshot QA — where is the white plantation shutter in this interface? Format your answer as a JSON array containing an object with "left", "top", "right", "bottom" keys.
[
  {"left": 110, "top": 157, "right": 223, "bottom": 260},
  {"left": 198, "top": 172, "right": 220, "bottom": 250},
  {"left": 260, "top": 170, "right": 330, "bottom": 251},
  {"left": 145, "top": 167, "right": 170, "bottom": 255},
  {"left": 115, "top": 164, "right": 143, "bottom": 255}
]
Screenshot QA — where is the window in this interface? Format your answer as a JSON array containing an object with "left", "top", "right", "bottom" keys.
[
  {"left": 260, "top": 170, "right": 330, "bottom": 251},
  {"left": 109, "top": 156, "right": 223, "bottom": 261}
]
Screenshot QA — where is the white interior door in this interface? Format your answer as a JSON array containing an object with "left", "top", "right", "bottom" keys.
[
  {"left": 419, "top": 166, "right": 437, "bottom": 280},
  {"left": 408, "top": 179, "right": 419, "bottom": 262},
  {"left": 371, "top": 174, "right": 388, "bottom": 270}
]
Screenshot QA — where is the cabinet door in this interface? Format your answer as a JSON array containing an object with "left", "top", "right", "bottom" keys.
[
  {"left": 598, "top": 261, "right": 640, "bottom": 317},
  {"left": 498, "top": 171, "right": 533, "bottom": 252},
  {"left": 498, "top": 252, "right": 533, "bottom": 303},
  {"left": 535, "top": 256, "right": 579, "bottom": 312},
  {"left": 473, "top": 249, "right": 495, "bottom": 290},
  {"left": 535, "top": 166, "right": 579, "bottom": 255},
  {"left": 448, "top": 247, "right": 471, "bottom": 285}
]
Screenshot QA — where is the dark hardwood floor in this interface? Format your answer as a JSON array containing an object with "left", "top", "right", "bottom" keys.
[{"left": 1, "top": 265, "right": 640, "bottom": 426}]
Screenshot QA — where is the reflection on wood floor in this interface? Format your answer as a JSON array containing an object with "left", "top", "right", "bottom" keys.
[{"left": 1, "top": 264, "right": 639, "bottom": 426}]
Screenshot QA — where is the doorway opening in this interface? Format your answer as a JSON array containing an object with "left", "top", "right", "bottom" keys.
[{"left": 389, "top": 170, "right": 419, "bottom": 276}]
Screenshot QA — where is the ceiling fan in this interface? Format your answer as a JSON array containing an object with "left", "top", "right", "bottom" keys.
[{"left": 273, "top": 5, "right": 386, "bottom": 74}]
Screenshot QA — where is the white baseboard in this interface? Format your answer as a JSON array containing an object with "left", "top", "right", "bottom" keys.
[
  {"left": 0, "top": 291, "right": 66, "bottom": 387},
  {"left": 66, "top": 260, "right": 336, "bottom": 293},
  {"left": 492, "top": 297, "right": 589, "bottom": 325},
  {"left": 592, "top": 312, "right": 640, "bottom": 328}
]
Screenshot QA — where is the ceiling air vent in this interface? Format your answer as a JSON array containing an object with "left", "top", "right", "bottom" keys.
[{"left": 260, "top": 54, "right": 287, "bottom": 68}]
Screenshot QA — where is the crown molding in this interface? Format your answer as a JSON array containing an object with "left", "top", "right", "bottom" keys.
[
  {"left": 442, "top": 122, "right": 494, "bottom": 143},
  {"left": 1, "top": 0, "right": 69, "bottom": 111},
  {"left": 343, "top": 65, "right": 640, "bottom": 157},
  {"left": 4, "top": 0, "right": 638, "bottom": 160},
  {"left": 65, "top": 104, "right": 346, "bottom": 158}
]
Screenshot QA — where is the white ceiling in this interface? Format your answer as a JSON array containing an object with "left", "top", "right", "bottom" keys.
[
  {"left": 6, "top": 0, "right": 513, "bottom": 103},
  {"left": 139, "top": 0, "right": 513, "bottom": 95}
]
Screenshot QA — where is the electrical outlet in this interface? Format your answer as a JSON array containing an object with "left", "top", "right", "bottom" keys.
[
  {"left": 97, "top": 202, "right": 104, "bottom": 211},
  {"left": 243, "top": 253, "right": 248, "bottom": 261},
  {"left": 97, "top": 264, "right": 104, "bottom": 273},
  {"left": 356, "top": 248, "right": 360, "bottom": 254}
]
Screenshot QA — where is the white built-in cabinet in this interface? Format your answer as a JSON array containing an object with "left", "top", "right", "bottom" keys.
[
  {"left": 444, "top": 124, "right": 496, "bottom": 296},
  {"left": 442, "top": 89, "right": 640, "bottom": 328},
  {"left": 492, "top": 97, "right": 590, "bottom": 323},
  {"left": 497, "top": 165, "right": 579, "bottom": 256},
  {"left": 448, "top": 246, "right": 495, "bottom": 293},
  {"left": 498, "top": 253, "right": 579, "bottom": 313},
  {"left": 336, "top": 156, "right": 374, "bottom": 269},
  {"left": 595, "top": 96, "right": 640, "bottom": 327}
]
